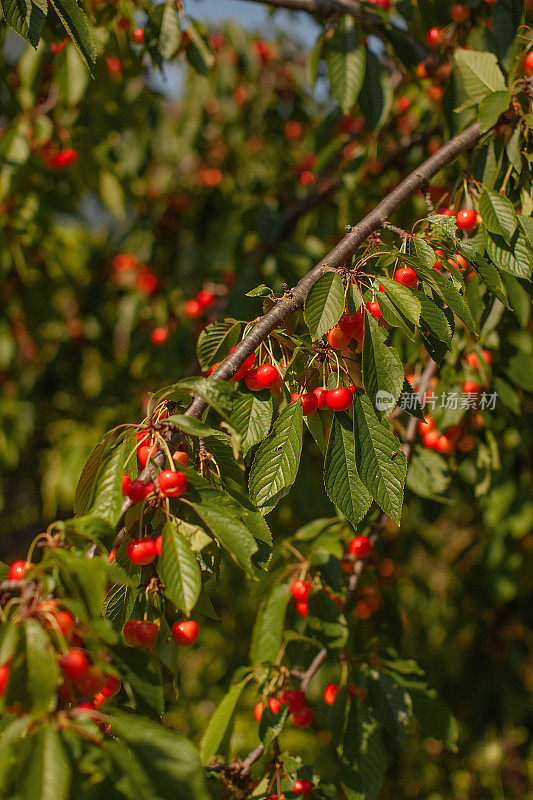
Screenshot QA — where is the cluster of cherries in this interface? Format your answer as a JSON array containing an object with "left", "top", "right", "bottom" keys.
[
  {"left": 123, "top": 619, "right": 199, "bottom": 648},
  {"left": 121, "top": 429, "right": 190, "bottom": 512},
  {"left": 184, "top": 288, "right": 217, "bottom": 319}
]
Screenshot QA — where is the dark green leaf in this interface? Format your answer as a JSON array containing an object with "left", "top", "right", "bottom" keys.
[
  {"left": 326, "top": 15, "right": 366, "bottom": 112},
  {"left": 200, "top": 679, "right": 247, "bottom": 766},
  {"left": 159, "top": 519, "right": 201, "bottom": 615},
  {"left": 324, "top": 412, "right": 372, "bottom": 527},
  {"left": 304, "top": 272, "right": 345, "bottom": 340},
  {"left": 251, "top": 582, "right": 291, "bottom": 665},
  {"left": 362, "top": 313, "right": 405, "bottom": 416}
]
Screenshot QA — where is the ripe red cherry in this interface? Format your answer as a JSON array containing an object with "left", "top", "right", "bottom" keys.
[
  {"left": 366, "top": 301, "right": 384, "bottom": 324},
  {"left": 281, "top": 689, "right": 306, "bottom": 713},
  {"left": 437, "top": 208, "right": 455, "bottom": 216},
  {"left": 101, "top": 675, "right": 121, "bottom": 698},
  {"left": 256, "top": 365, "right": 280, "bottom": 388},
  {"left": 113, "top": 253, "right": 137, "bottom": 272},
  {"left": 173, "top": 450, "right": 190, "bottom": 467},
  {"left": 172, "top": 620, "right": 199, "bottom": 646},
  {"left": 463, "top": 380, "right": 482, "bottom": 394},
  {"left": 292, "top": 705, "right": 313, "bottom": 727},
  {"left": 456, "top": 209, "right": 478, "bottom": 232},
  {"left": 108, "top": 549, "right": 116, "bottom": 563},
  {"left": 184, "top": 299, "right": 202, "bottom": 318},
  {"left": 426, "top": 27, "right": 443, "bottom": 47},
  {"left": 105, "top": 56, "right": 122, "bottom": 74},
  {"left": 137, "top": 444, "right": 156, "bottom": 466},
  {"left": 418, "top": 416, "right": 436, "bottom": 434},
  {"left": 326, "top": 387, "right": 353, "bottom": 412},
  {"left": 123, "top": 620, "right": 141, "bottom": 645},
  {"left": 254, "top": 702, "right": 264, "bottom": 721},
  {"left": 121, "top": 473, "right": 131, "bottom": 495},
  {"left": 394, "top": 267, "right": 418, "bottom": 288},
  {"left": 296, "top": 600, "right": 308, "bottom": 617},
  {"left": 284, "top": 120, "right": 303, "bottom": 139},
  {"left": 51, "top": 148, "right": 78, "bottom": 168},
  {"left": 338, "top": 312, "right": 363, "bottom": 338},
  {"left": 447, "top": 253, "right": 468, "bottom": 271},
  {"left": 268, "top": 697, "right": 284, "bottom": 715},
  {"left": 293, "top": 780, "right": 313, "bottom": 797},
  {"left": 131, "top": 27, "right": 145, "bottom": 44},
  {"left": 127, "top": 480, "right": 153, "bottom": 505},
  {"left": 291, "top": 580, "right": 312, "bottom": 601},
  {"left": 60, "top": 649, "right": 89, "bottom": 681},
  {"left": 155, "top": 535, "right": 163, "bottom": 556},
  {"left": 229, "top": 348, "right": 256, "bottom": 381},
  {"left": 397, "top": 95, "right": 411, "bottom": 113},
  {"left": 0, "top": 664, "right": 10, "bottom": 696},
  {"left": 137, "top": 269, "right": 158, "bottom": 294},
  {"left": 127, "top": 538, "right": 157, "bottom": 566},
  {"left": 158, "top": 469, "right": 187, "bottom": 497},
  {"left": 349, "top": 536, "right": 372, "bottom": 558},
  {"left": 435, "top": 435, "right": 453, "bottom": 455},
  {"left": 524, "top": 51, "right": 533, "bottom": 76},
  {"left": 196, "top": 289, "right": 215, "bottom": 308},
  {"left": 313, "top": 387, "right": 329, "bottom": 410},
  {"left": 8, "top": 560, "right": 33, "bottom": 580},
  {"left": 151, "top": 327, "right": 168, "bottom": 346},
  {"left": 324, "top": 683, "right": 339, "bottom": 705},
  {"left": 291, "top": 392, "right": 318, "bottom": 415},
  {"left": 423, "top": 430, "right": 440, "bottom": 449},
  {"left": 244, "top": 369, "right": 261, "bottom": 390},
  {"left": 136, "top": 621, "right": 158, "bottom": 647},
  {"left": 53, "top": 611, "right": 75, "bottom": 639},
  {"left": 75, "top": 665, "right": 106, "bottom": 696},
  {"left": 327, "top": 325, "right": 352, "bottom": 350},
  {"left": 451, "top": 3, "right": 470, "bottom": 21}
]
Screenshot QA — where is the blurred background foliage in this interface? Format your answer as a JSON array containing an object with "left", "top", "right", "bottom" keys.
[{"left": 0, "top": 3, "right": 532, "bottom": 798}]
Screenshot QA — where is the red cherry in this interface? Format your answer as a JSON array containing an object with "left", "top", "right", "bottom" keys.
[
  {"left": 423, "top": 430, "right": 440, "bottom": 449},
  {"left": 105, "top": 56, "right": 122, "bottom": 74},
  {"left": 456, "top": 209, "right": 478, "bottom": 232},
  {"left": 349, "top": 684, "right": 367, "bottom": 700},
  {"left": 101, "top": 675, "right": 121, "bottom": 698},
  {"left": 291, "top": 580, "right": 312, "bottom": 601},
  {"left": 0, "top": 664, "right": 10, "bottom": 696},
  {"left": 206, "top": 362, "right": 220, "bottom": 377},
  {"left": 127, "top": 480, "right": 153, "bottom": 505},
  {"left": 131, "top": 27, "right": 145, "bottom": 44},
  {"left": 366, "top": 301, "right": 384, "bottom": 324},
  {"left": 482, "top": 349, "right": 492, "bottom": 365},
  {"left": 281, "top": 689, "right": 306, "bottom": 713},
  {"left": 451, "top": 4, "right": 470, "bottom": 21},
  {"left": 127, "top": 538, "right": 157, "bottom": 566},
  {"left": 348, "top": 536, "right": 372, "bottom": 558},
  {"left": 326, "top": 387, "right": 353, "bottom": 412},
  {"left": 338, "top": 312, "right": 363, "bottom": 338},
  {"left": 418, "top": 416, "right": 436, "bottom": 434},
  {"left": 244, "top": 369, "right": 261, "bottom": 390},
  {"left": 173, "top": 450, "right": 190, "bottom": 467},
  {"left": 229, "top": 348, "right": 256, "bottom": 381},
  {"left": 158, "top": 469, "right": 187, "bottom": 497},
  {"left": 437, "top": 208, "right": 455, "bottom": 217},
  {"left": 462, "top": 380, "right": 482, "bottom": 394},
  {"left": 525, "top": 51, "right": 533, "bottom": 76},
  {"left": 151, "top": 327, "right": 168, "bottom": 346},
  {"left": 137, "top": 444, "right": 156, "bottom": 466},
  {"left": 255, "top": 365, "right": 280, "bottom": 388},
  {"left": 447, "top": 254, "right": 468, "bottom": 271},
  {"left": 121, "top": 473, "right": 131, "bottom": 495},
  {"left": 394, "top": 267, "right": 418, "bottom": 288},
  {"left": 53, "top": 611, "right": 75, "bottom": 639},
  {"left": 327, "top": 325, "right": 352, "bottom": 350},
  {"left": 254, "top": 702, "right": 264, "bottom": 721},
  {"left": 292, "top": 705, "right": 313, "bottom": 727},
  {"left": 293, "top": 779, "right": 313, "bottom": 796},
  {"left": 426, "top": 27, "right": 443, "bottom": 47},
  {"left": 93, "top": 692, "right": 107, "bottom": 709},
  {"left": 296, "top": 600, "right": 308, "bottom": 617},
  {"left": 123, "top": 620, "right": 141, "bottom": 645},
  {"left": 284, "top": 120, "right": 304, "bottom": 139},
  {"left": 60, "top": 649, "right": 89, "bottom": 681},
  {"left": 136, "top": 269, "right": 158, "bottom": 294},
  {"left": 155, "top": 535, "right": 163, "bottom": 556},
  {"left": 397, "top": 95, "right": 411, "bottom": 113},
  {"left": 108, "top": 549, "right": 116, "bottom": 563},
  {"left": 268, "top": 697, "right": 284, "bottom": 715},
  {"left": 313, "top": 387, "right": 329, "bottom": 410},
  {"left": 435, "top": 435, "right": 452, "bottom": 455},
  {"left": 324, "top": 683, "right": 339, "bottom": 705},
  {"left": 291, "top": 392, "right": 318, "bottom": 416},
  {"left": 50, "top": 148, "right": 78, "bottom": 168},
  {"left": 75, "top": 665, "right": 106, "bottom": 696},
  {"left": 113, "top": 253, "right": 137, "bottom": 272},
  {"left": 196, "top": 289, "right": 215, "bottom": 308},
  {"left": 172, "top": 620, "right": 199, "bottom": 646},
  {"left": 136, "top": 621, "right": 158, "bottom": 647},
  {"left": 184, "top": 299, "right": 202, "bottom": 319},
  {"left": 8, "top": 560, "right": 33, "bottom": 580}
]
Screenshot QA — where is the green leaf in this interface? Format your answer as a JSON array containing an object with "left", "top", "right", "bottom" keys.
[
  {"left": 352, "top": 394, "right": 407, "bottom": 524},
  {"left": 22, "top": 726, "right": 71, "bottom": 800},
  {"left": 99, "top": 171, "right": 125, "bottom": 220},
  {"left": 0, "top": 0, "right": 46, "bottom": 48},
  {"left": 259, "top": 704, "right": 288, "bottom": 752},
  {"left": 307, "top": 591, "right": 349, "bottom": 650},
  {"left": 340, "top": 702, "right": 387, "bottom": 800},
  {"left": 430, "top": 270, "right": 479, "bottom": 333},
  {"left": 457, "top": 241, "right": 508, "bottom": 306},
  {"left": 196, "top": 321, "right": 241, "bottom": 370},
  {"left": 378, "top": 277, "right": 421, "bottom": 325},
  {"left": 25, "top": 620, "right": 59, "bottom": 717},
  {"left": 103, "top": 541, "right": 141, "bottom": 633},
  {"left": 407, "top": 448, "right": 451, "bottom": 500},
  {"left": 486, "top": 229, "right": 533, "bottom": 280},
  {"left": 478, "top": 91, "right": 510, "bottom": 134},
  {"left": 359, "top": 49, "right": 392, "bottom": 131},
  {"left": 362, "top": 314, "right": 405, "bottom": 416},
  {"left": 54, "top": 43, "right": 90, "bottom": 106},
  {"left": 249, "top": 401, "right": 303, "bottom": 514},
  {"left": 326, "top": 15, "right": 366, "bottom": 113},
  {"left": 167, "top": 414, "right": 217, "bottom": 438},
  {"left": 48, "top": 0, "right": 96, "bottom": 70},
  {"left": 304, "top": 271, "right": 345, "bottom": 340},
  {"left": 188, "top": 501, "right": 257, "bottom": 574},
  {"left": 162, "top": 378, "right": 236, "bottom": 420},
  {"left": 159, "top": 519, "right": 201, "bottom": 615},
  {"left": 109, "top": 712, "right": 209, "bottom": 800},
  {"left": 86, "top": 442, "right": 125, "bottom": 527},
  {"left": 413, "top": 290, "right": 452, "bottom": 346},
  {"left": 453, "top": 49, "right": 506, "bottom": 106},
  {"left": 111, "top": 646, "right": 164, "bottom": 717},
  {"left": 74, "top": 433, "right": 115, "bottom": 517},
  {"left": 251, "top": 582, "right": 291, "bottom": 665},
  {"left": 410, "top": 688, "right": 459, "bottom": 751},
  {"left": 231, "top": 388, "right": 273, "bottom": 456},
  {"left": 308, "top": 29, "right": 325, "bottom": 89},
  {"left": 506, "top": 351, "right": 533, "bottom": 392},
  {"left": 398, "top": 378, "right": 426, "bottom": 423},
  {"left": 479, "top": 189, "right": 517, "bottom": 243},
  {"left": 199, "top": 679, "right": 247, "bottom": 766},
  {"left": 367, "top": 669, "right": 412, "bottom": 743},
  {"left": 324, "top": 412, "right": 372, "bottom": 527},
  {"left": 185, "top": 19, "right": 215, "bottom": 74}
]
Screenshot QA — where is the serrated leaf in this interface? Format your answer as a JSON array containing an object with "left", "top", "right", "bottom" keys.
[
  {"left": 111, "top": 646, "right": 164, "bottom": 716},
  {"left": 231, "top": 388, "right": 273, "bottom": 455},
  {"left": 74, "top": 432, "right": 115, "bottom": 517},
  {"left": 340, "top": 702, "right": 387, "bottom": 800},
  {"left": 413, "top": 290, "right": 452, "bottom": 346},
  {"left": 159, "top": 519, "right": 201, "bottom": 615},
  {"left": 478, "top": 91, "right": 510, "bottom": 134},
  {"left": 453, "top": 49, "right": 506, "bottom": 106},
  {"left": 249, "top": 401, "right": 303, "bottom": 514},
  {"left": 362, "top": 314, "right": 405, "bottom": 416},
  {"left": 200, "top": 679, "right": 247, "bottom": 766},
  {"left": 304, "top": 272, "right": 345, "bottom": 340},
  {"left": 22, "top": 727, "right": 70, "bottom": 800},
  {"left": 103, "top": 541, "right": 141, "bottom": 632},
  {"left": 352, "top": 394, "right": 407, "bottom": 524},
  {"left": 307, "top": 591, "right": 349, "bottom": 650},
  {"left": 430, "top": 270, "right": 479, "bottom": 333},
  {"left": 251, "top": 582, "right": 291, "bottom": 665},
  {"left": 259, "top": 704, "right": 288, "bottom": 752},
  {"left": 407, "top": 447, "right": 451, "bottom": 500},
  {"left": 326, "top": 15, "right": 366, "bottom": 113},
  {"left": 54, "top": 43, "right": 90, "bottom": 106},
  {"left": 167, "top": 414, "right": 217, "bottom": 438},
  {"left": 486, "top": 229, "right": 533, "bottom": 280},
  {"left": 25, "top": 620, "right": 59, "bottom": 716},
  {"left": 378, "top": 277, "right": 421, "bottom": 325},
  {"left": 359, "top": 49, "right": 392, "bottom": 131},
  {"left": 0, "top": 0, "right": 46, "bottom": 48},
  {"left": 324, "top": 412, "right": 372, "bottom": 527},
  {"left": 48, "top": 0, "right": 95, "bottom": 70},
  {"left": 457, "top": 241, "right": 509, "bottom": 306},
  {"left": 367, "top": 669, "right": 412, "bottom": 743},
  {"left": 398, "top": 378, "right": 426, "bottom": 423},
  {"left": 479, "top": 189, "right": 517, "bottom": 243},
  {"left": 86, "top": 443, "right": 125, "bottom": 527},
  {"left": 196, "top": 321, "right": 241, "bottom": 370},
  {"left": 188, "top": 502, "right": 257, "bottom": 574}
]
